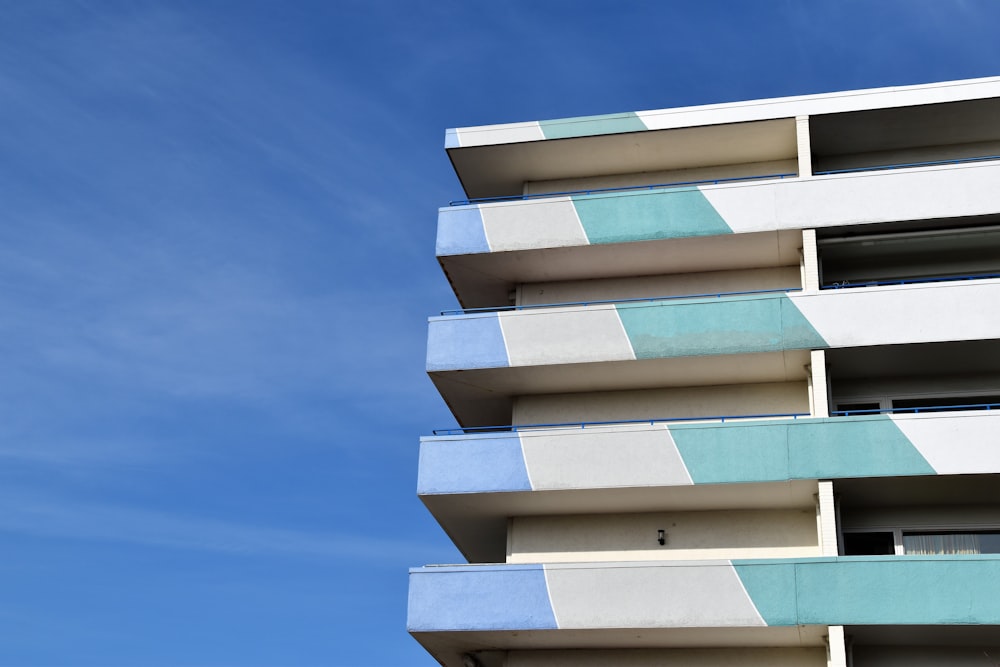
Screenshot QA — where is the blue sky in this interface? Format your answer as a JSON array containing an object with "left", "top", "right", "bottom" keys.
[{"left": 0, "top": 1, "right": 997, "bottom": 665}]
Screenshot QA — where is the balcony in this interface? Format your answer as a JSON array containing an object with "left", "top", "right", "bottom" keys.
[
  {"left": 438, "top": 160, "right": 1000, "bottom": 308},
  {"left": 409, "top": 556, "right": 1000, "bottom": 666},
  {"left": 428, "top": 280, "right": 1000, "bottom": 426},
  {"left": 419, "top": 412, "right": 1000, "bottom": 562}
]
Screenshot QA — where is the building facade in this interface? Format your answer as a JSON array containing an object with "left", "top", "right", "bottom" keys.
[{"left": 409, "top": 77, "right": 1000, "bottom": 667}]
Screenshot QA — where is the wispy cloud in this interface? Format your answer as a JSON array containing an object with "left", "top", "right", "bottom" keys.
[{"left": 0, "top": 488, "right": 446, "bottom": 563}]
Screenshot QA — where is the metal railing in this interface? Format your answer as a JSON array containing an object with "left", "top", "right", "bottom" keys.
[
  {"left": 434, "top": 403, "right": 1000, "bottom": 435},
  {"left": 440, "top": 287, "right": 800, "bottom": 317},
  {"left": 822, "top": 272, "right": 1000, "bottom": 290},
  {"left": 447, "top": 154, "right": 1000, "bottom": 207},
  {"left": 833, "top": 402, "right": 1000, "bottom": 417},
  {"left": 432, "top": 412, "right": 809, "bottom": 436}
]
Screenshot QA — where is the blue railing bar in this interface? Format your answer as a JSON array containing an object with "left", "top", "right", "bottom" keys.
[
  {"left": 822, "top": 272, "right": 1000, "bottom": 290},
  {"left": 447, "top": 172, "right": 796, "bottom": 206},
  {"left": 440, "top": 287, "right": 802, "bottom": 316},
  {"left": 832, "top": 402, "right": 1000, "bottom": 417},
  {"left": 815, "top": 154, "right": 1000, "bottom": 176},
  {"left": 433, "top": 402, "right": 1000, "bottom": 435},
  {"left": 431, "top": 412, "right": 810, "bottom": 436}
]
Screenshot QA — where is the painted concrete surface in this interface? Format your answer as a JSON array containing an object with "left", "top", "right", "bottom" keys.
[
  {"left": 436, "top": 161, "right": 1000, "bottom": 256},
  {"left": 545, "top": 561, "right": 767, "bottom": 629},
  {"left": 522, "top": 159, "right": 796, "bottom": 198},
  {"left": 447, "top": 77, "right": 1000, "bottom": 147},
  {"left": 499, "top": 303, "right": 635, "bottom": 367},
  {"left": 517, "top": 266, "right": 800, "bottom": 306},
  {"left": 418, "top": 412, "right": 1000, "bottom": 495},
  {"left": 518, "top": 423, "right": 692, "bottom": 490},
  {"left": 426, "top": 279, "right": 1000, "bottom": 371},
  {"left": 507, "top": 509, "right": 819, "bottom": 564},
  {"left": 407, "top": 563, "right": 556, "bottom": 632},
  {"left": 408, "top": 556, "right": 1000, "bottom": 632},
  {"left": 512, "top": 381, "right": 807, "bottom": 426}
]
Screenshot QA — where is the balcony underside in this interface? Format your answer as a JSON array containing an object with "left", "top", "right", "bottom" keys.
[
  {"left": 430, "top": 350, "right": 809, "bottom": 428},
  {"left": 414, "top": 624, "right": 1000, "bottom": 667},
  {"left": 447, "top": 118, "right": 796, "bottom": 199},
  {"left": 441, "top": 229, "right": 801, "bottom": 309},
  {"left": 413, "top": 626, "right": 826, "bottom": 667}
]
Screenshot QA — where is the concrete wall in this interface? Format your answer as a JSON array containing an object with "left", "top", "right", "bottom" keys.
[
  {"left": 518, "top": 266, "right": 800, "bottom": 306},
  {"left": 507, "top": 647, "right": 826, "bottom": 667},
  {"left": 832, "top": 374, "right": 1000, "bottom": 408},
  {"left": 507, "top": 509, "right": 820, "bottom": 563},
  {"left": 841, "top": 505, "right": 1000, "bottom": 532},
  {"left": 523, "top": 159, "right": 798, "bottom": 196},
  {"left": 851, "top": 645, "right": 1000, "bottom": 667},
  {"left": 813, "top": 139, "right": 1000, "bottom": 173},
  {"left": 513, "top": 382, "right": 808, "bottom": 425}
]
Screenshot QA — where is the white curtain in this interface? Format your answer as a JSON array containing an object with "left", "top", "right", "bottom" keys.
[{"left": 903, "top": 532, "right": 981, "bottom": 555}]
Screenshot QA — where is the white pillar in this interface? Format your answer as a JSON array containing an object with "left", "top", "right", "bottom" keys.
[
  {"left": 801, "top": 228, "right": 820, "bottom": 292},
  {"left": 817, "top": 480, "right": 838, "bottom": 556},
  {"left": 826, "top": 625, "right": 848, "bottom": 667},
  {"left": 809, "top": 349, "right": 830, "bottom": 417},
  {"left": 797, "top": 115, "right": 813, "bottom": 178}
]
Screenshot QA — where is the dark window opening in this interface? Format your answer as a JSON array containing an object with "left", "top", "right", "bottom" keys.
[
  {"left": 892, "top": 394, "right": 1000, "bottom": 413},
  {"left": 843, "top": 531, "right": 895, "bottom": 555}
]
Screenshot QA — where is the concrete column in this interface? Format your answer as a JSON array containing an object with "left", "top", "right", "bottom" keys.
[
  {"left": 809, "top": 349, "right": 829, "bottom": 417},
  {"left": 816, "top": 480, "right": 838, "bottom": 557},
  {"left": 826, "top": 625, "right": 848, "bottom": 667},
  {"left": 796, "top": 115, "right": 813, "bottom": 178},
  {"left": 801, "top": 229, "right": 820, "bottom": 292}
]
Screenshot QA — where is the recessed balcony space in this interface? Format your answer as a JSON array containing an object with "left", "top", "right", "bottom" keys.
[
  {"left": 443, "top": 265, "right": 802, "bottom": 317},
  {"left": 810, "top": 96, "right": 1000, "bottom": 176},
  {"left": 506, "top": 507, "right": 821, "bottom": 564},
  {"left": 847, "top": 626, "right": 1000, "bottom": 667},
  {"left": 510, "top": 381, "right": 808, "bottom": 428},
  {"left": 448, "top": 118, "right": 798, "bottom": 202},
  {"left": 419, "top": 478, "right": 820, "bottom": 565},
  {"left": 430, "top": 351, "right": 811, "bottom": 429},
  {"left": 438, "top": 219, "right": 802, "bottom": 310},
  {"left": 828, "top": 340, "right": 1000, "bottom": 417},
  {"left": 817, "top": 218, "right": 1000, "bottom": 290},
  {"left": 838, "top": 475, "right": 1000, "bottom": 557}
]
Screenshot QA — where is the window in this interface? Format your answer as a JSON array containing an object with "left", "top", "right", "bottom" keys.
[
  {"left": 842, "top": 529, "right": 1000, "bottom": 556},
  {"left": 834, "top": 392, "right": 1000, "bottom": 416},
  {"left": 902, "top": 531, "right": 1000, "bottom": 555},
  {"left": 843, "top": 531, "right": 894, "bottom": 555}
]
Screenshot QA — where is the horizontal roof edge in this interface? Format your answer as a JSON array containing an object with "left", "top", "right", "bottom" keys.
[{"left": 446, "top": 75, "right": 1000, "bottom": 148}]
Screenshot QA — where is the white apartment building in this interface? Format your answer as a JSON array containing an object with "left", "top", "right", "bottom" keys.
[{"left": 409, "top": 77, "right": 1000, "bottom": 667}]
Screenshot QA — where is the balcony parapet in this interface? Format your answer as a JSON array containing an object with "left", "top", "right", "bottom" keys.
[
  {"left": 409, "top": 556, "right": 1000, "bottom": 633},
  {"left": 419, "top": 412, "right": 1000, "bottom": 496},
  {"left": 427, "top": 279, "right": 1000, "bottom": 372},
  {"left": 438, "top": 159, "right": 1000, "bottom": 258}
]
